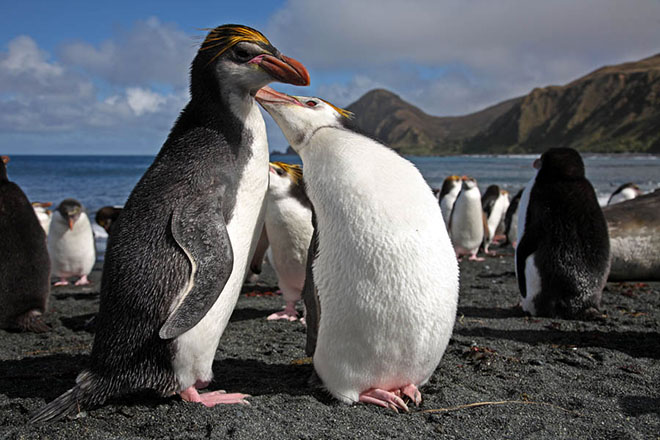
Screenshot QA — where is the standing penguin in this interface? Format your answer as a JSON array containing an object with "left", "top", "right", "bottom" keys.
[
  {"left": 449, "top": 176, "right": 485, "bottom": 261},
  {"left": 30, "top": 25, "right": 309, "bottom": 423},
  {"left": 481, "top": 185, "right": 509, "bottom": 255},
  {"left": 48, "top": 199, "right": 96, "bottom": 286},
  {"left": 503, "top": 189, "right": 523, "bottom": 248},
  {"left": 32, "top": 202, "right": 53, "bottom": 235},
  {"left": 0, "top": 156, "right": 51, "bottom": 332},
  {"left": 264, "top": 162, "right": 313, "bottom": 321},
  {"left": 516, "top": 148, "right": 610, "bottom": 318},
  {"left": 256, "top": 87, "right": 459, "bottom": 411},
  {"left": 607, "top": 182, "right": 642, "bottom": 205},
  {"left": 438, "top": 175, "right": 461, "bottom": 228},
  {"left": 95, "top": 206, "right": 123, "bottom": 234}
]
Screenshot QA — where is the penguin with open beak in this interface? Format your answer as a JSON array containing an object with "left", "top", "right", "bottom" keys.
[{"left": 31, "top": 24, "right": 310, "bottom": 423}]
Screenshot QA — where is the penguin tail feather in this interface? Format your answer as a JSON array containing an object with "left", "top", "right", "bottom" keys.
[{"left": 29, "top": 371, "right": 102, "bottom": 424}]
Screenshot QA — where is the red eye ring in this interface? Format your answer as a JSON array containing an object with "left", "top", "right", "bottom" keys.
[{"left": 306, "top": 100, "right": 317, "bottom": 107}]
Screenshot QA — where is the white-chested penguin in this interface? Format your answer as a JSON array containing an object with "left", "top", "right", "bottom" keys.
[
  {"left": 449, "top": 176, "right": 485, "bottom": 261},
  {"left": 48, "top": 198, "right": 96, "bottom": 286},
  {"left": 264, "top": 162, "right": 313, "bottom": 321},
  {"left": 438, "top": 175, "right": 461, "bottom": 228},
  {"left": 0, "top": 156, "right": 51, "bottom": 332},
  {"left": 256, "top": 87, "right": 458, "bottom": 411},
  {"left": 607, "top": 182, "right": 642, "bottom": 206},
  {"left": 516, "top": 148, "right": 610, "bottom": 318},
  {"left": 503, "top": 189, "right": 523, "bottom": 248},
  {"left": 481, "top": 185, "right": 509, "bottom": 255},
  {"left": 32, "top": 202, "right": 53, "bottom": 235},
  {"left": 30, "top": 24, "right": 310, "bottom": 423}
]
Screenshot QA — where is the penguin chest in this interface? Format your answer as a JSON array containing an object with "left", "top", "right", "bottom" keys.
[
  {"left": 521, "top": 252, "right": 542, "bottom": 315},
  {"left": 450, "top": 193, "right": 483, "bottom": 250},
  {"left": 48, "top": 214, "right": 95, "bottom": 276}
]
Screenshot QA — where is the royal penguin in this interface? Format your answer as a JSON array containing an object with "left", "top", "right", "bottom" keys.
[
  {"left": 0, "top": 156, "right": 51, "bottom": 332},
  {"left": 95, "top": 206, "right": 123, "bottom": 234},
  {"left": 503, "top": 189, "right": 523, "bottom": 248},
  {"left": 256, "top": 87, "right": 458, "bottom": 411},
  {"left": 264, "top": 162, "right": 313, "bottom": 321},
  {"left": 481, "top": 185, "right": 509, "bottom": 255},
  {"left": 438, "top": 175, "right": 461, "bottom": 228},
  {"left": 516, "top": 148, "right": 610, "bottom": 318},
  {"left": 32, "top": 202, "right": 53, "bottom": 235},
  {"left": 607, "top": 182, "right": 642, "bottom": 206},
  {"left": 47, "top": 198, "right": 96, "bottom": 286},
  {"left": 449, "top": 176, "right": 485, "bottom": 261},
  {"left": 30, "top": 24, "right": 309, "bottom": 423}
]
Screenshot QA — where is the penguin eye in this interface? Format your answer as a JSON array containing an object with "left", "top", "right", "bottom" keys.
[
  {"left": 233, "top": 46, "right": 252, "bottom": 61},
  {"left": 305, "top": 100, "right": 317, "bottom": 107},
  {"left": 276, "top": 168, "right": 285, "bottom": 176}
]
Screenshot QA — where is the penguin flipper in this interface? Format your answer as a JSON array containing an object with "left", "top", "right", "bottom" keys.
[
  {"left": 302, "top": 210, "right": 320, "bottom": 357},
  {"left": 159, "top": 195, "right": 233, "bottom": 339}
]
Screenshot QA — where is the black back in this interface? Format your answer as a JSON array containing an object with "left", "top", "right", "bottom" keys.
[
  {"left": 503, "top": 189, "right": 523, "bottom": 242},
  {"left": 0, "top": 158, "right": 51, "bottom": 329},
  {"left": 607, "top": 182, "right": 638, "bottom": 205},
  {"left": 516, "top": 148, "right": 610, "bottom": 318},
  {"left": 481, "top": 184, "right": 500, "bottom": 217}
]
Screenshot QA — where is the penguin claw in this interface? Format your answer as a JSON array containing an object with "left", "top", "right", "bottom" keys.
[
  {"left": 359, "top": 388, "right": 409, "bottom": 412},
  {"left": 400, "top": 384, "right": 422, "bottom": 406}
]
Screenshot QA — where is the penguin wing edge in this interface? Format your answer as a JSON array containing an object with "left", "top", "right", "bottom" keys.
[
  {"left": 159, "top": 195, "right": 234, "bottom": 339},
  {"left": 302, "top": 211, "right": 320, "bottom": 357}
]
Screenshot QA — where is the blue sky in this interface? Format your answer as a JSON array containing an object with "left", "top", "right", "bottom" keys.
[{"left": 1, "top": 0, "right": 659, "bottom": 155}]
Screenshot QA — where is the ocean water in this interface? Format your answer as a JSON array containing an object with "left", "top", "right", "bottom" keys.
[{"left": 5, "top": 154, "right": 660, "bottom": 257}]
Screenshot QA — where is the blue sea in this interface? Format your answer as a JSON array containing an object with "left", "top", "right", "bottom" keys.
[{"left": 6, "top": 154, "right": 660, "bottom": 257}]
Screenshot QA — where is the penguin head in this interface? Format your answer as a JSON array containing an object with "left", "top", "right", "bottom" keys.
[
  {"left": 268, "top": 162, "right": 303, "bottom": 198},
  {"left": 535, "top": 147, "right": 585, "bottom": 181},
  {"left": 255, "top": 86, "right": 353, "bottom": 149},
  {"left": 461, "top": 176, "right": 478, "bottom": 190},
  {"left": 56, "top": 199, "right": 83, "bottom": 230},
  {"left": 32, "top": 202, "right": 53, "bottom": 216},
  {"left": 95, "top": 206, "right": 123, "bottom": 233},
  {"left": 192, "top": 25, "right": 310, "bottom": 98},
  {"left": 0, "top": 155, "right": 8, "bottom": 181}
]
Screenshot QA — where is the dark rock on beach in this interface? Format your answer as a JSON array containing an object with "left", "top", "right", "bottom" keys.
[{"left": 1, "top": 252, "right": 658, "bottom": 439}]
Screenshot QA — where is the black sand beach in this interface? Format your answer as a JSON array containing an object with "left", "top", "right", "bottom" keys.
[{"left": 1, "top": 252, "right": 658, "bottom": 439}]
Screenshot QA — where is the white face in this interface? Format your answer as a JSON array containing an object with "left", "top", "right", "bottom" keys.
[
  {"left": 462, "top": 178, "right": 477, "bottom": 190},
  {"left": 267, "top": 164, "right": 295, "bottom": 199},
  {"left": 215, "top": 42, "right": 281, "bottom": 96},
  {"left": 257, "top": 92, "right": 345, "bottom": 149}
]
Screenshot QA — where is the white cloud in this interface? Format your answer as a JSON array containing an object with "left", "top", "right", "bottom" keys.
[{"left": 126, "top": 87, "right": 167, "bottom": 116}]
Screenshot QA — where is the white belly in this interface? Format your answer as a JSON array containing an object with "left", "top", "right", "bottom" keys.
[
  {"left": 48, "top": 213, "right": 96, "bottom": 278},
  {"left": 521, "top": 253, "right": 542, "bottom": 315}
]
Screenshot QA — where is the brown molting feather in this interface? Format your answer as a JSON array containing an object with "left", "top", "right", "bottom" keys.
[
  {"left": 271, "top": 161, "right": 303, "bottom": 185},
  {"left": 199, "top": 24, "right": 271, "bottom": 65}
]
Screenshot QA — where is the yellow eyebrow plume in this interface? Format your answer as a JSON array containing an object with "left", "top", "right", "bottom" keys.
[
  {"left": 270, "top": 162, "right": 303, "bottom": 185},
  {"left": 320, "top": 99, "right": 354, "bottom": 119},
  {"left": 199, "top": 25, "right": 271, "bottom": 64}
]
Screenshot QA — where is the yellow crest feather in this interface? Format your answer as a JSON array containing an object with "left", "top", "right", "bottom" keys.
[
  {"left": 320, "top": 99, "right": 354, "bottom": 119},
  {"left": 199, "top": 25, "right": 271, "bottom": 64},
  {"left": 270, "top": 162, "right": 303, "bottom": 185}
]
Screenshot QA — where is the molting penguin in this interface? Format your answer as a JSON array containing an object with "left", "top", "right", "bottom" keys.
[
  {"left": 30, "top": 25, "right": 309, "bottom": 423},
  {"left": 516, "top": 148, "right": 610, "bottom": 318},
  {"left": 503, "top": 189, "right": 522, "bottom": 248},
  {"left": 264, "top": 162, "right": 313, "bottom": 321},
  {"left": 256, "top": 87, "right": 459, "bottom": 411},
  {"left": 0, "top": 156, "right": 51, "bottom": 332},
  {"left": 32, "top": 202, "right": 53, "bottom": 235},
  {"left": 607, "top": 182, "right": 642, "bottom": 206},
  {"left": 47, "top": 198, "right": 96, "bottom": 286},
  {"left": 438, "top": 175, "right": 461, "bottom": 228},
  {"left": 481, "top": 185, "right": 509, "bottom": 255},
  {"left": 449, "top": 176, "right": 485, "bottom": 261}
]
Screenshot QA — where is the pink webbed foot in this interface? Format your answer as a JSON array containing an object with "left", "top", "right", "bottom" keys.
[
  {"left": 267, "top": 301, "right": 299, "bottom": 321},
  {"left": 179, "top": 386, "right": 250, "bottom": 407},
  {"left": 400, "top": 384, "right": 422, "bottom": 406},
  {"left": 53, "top": 278, "right": 69, "bottom": 286},
  {"left": 74, "top": 275, "right": 91, "bottom": 286},
  {"left": 359, "top": 388, "right": 409, "bottom": 413},
  {"left": 468, "top": 253, "right": 485, "bottom": 262}
]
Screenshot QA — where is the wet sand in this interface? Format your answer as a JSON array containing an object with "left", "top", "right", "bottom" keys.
[{"left": 1, "top": 250, "right": 658, "bottom": 439}]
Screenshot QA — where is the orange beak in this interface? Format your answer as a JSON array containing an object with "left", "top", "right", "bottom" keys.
[
  {"left": 251, "top": 54, "right": 310, "bottom": 86},
  {"left": 68, "top": 218, "right": 75, "bottom": 230}
]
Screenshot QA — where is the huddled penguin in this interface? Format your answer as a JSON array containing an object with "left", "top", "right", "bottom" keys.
[
  {"left": 438, "top": 175, "right": 461, "bottom": 228},
  {"left": 516, "top": 148, "right": 610, "bottom": 318},
  {"left": 0, "top": 156, "right": 51, "bottom": 332},
  {"left": 32, "top": 202, "right": 53, "bottom": 235},
  {"left": 607, "top": 182, "right": 642, "bottom": 205},
  {"left": 481, "top": 185, "right": 509, "bottom": 255},
  {"left": 30, "top": 25, "right": 309, "bottom": 423},
  {"left": 503, "top": 189, "right": 523, "bottom": 248},
  {"left": 264, "top": 162, "right": 313, "bottom": 321},
  {"left": 95, "top": 206, "right": 123, "bottom": 234},
  {"left": 47, "top": 199, "right": 96, "bottom": 286},
  {"left": 449, "top": 176, "right": 485, "bottom": 261},
  {"left": 256, "top": 87, "right": 459, "bottom": 411}
]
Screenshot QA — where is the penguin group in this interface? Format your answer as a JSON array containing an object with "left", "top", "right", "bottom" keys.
[{"left": 0, "top": 23, "right": 646, "bottom": 425}]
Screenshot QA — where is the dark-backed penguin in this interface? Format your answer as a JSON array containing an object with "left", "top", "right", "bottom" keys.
[
  {"left": 0, "top": 156, "right": 51, "bottom": 332},
  {"left": 603, "top": 189, "right": 660, "bottom": 281},
  {"left": 48, "top": 199, "right": 96, "bottom": 286},
  {"left": 32, "top": 202, "right": 53, "bottom": 235},
  {"left": 481, "top": 185, "right": 509, "bottom": 255},
  {"left": 438, "top": 175, "right": 461, "bottom": 228},
  {"left": 449, "top": 176, "right": 485, "bottom": 261},
  {"left": 503, "top": 189, "right": 523, "bottom": 248},
  {"left": 516, "top": 148, "right": 610, "bottom": 318},
  {"left": 256, "top": 87, "right": 458, "bottom": 412},
  {"left": 95, "top": 206, "right": 123, "bottom": 234},
  {"left": 30, "top": 24, "right": 310, "bottom": 423},
  {"left": 264, "top": 162, "right": 313, "bottom": 321},
  {"left": 607, "top": 182, "right": 642, "bottom": 206}
]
